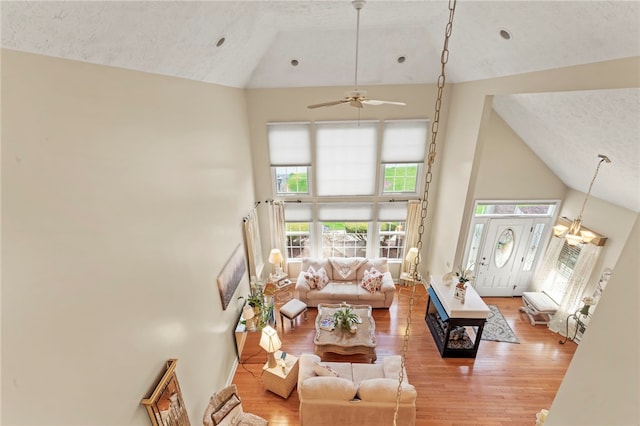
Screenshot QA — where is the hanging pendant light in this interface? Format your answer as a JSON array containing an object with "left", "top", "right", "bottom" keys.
[{"left": 553, "top": 154, "right": 611, "bottom": 246}]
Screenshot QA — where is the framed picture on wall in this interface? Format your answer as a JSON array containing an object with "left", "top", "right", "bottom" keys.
[
  {"left": 141, "top": 359, "right": 190, "bottom": 426},
  {"left": 217, "top": 244, "right": 247, "bottom": 310}
]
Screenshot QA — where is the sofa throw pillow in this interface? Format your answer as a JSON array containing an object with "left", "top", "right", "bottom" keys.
[
  {"left": 303, "top": 266, "right": 330, "bottom": 290},
  {"left": 211, "top": 393, "right": 241, "bottom": 425},
  {"left": 303, "top": 266, "right": 319, "bottom": 289},
  {"left": 360, "top": 267, "right": 383, "bottom": 293},
  {"left": 315, "top": 267, "right": 330, "bottom": 289},
  {"left": 313, "top": 362, "right": 339, "bottom": 377}
]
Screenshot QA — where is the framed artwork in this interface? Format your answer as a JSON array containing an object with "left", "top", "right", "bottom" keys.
[
  {"left": 141, "top": 359, "right": 190, "bottom": 426},
  {"left": 217, "top": 244, "right": 247, "bottom": 310}
]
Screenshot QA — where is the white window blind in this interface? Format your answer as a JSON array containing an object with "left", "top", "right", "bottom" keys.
[
  {"left": 284, "top": 203, "right": 313, "bottom": 222},
  {"left": 381, "top": 120, "right": 428, "bottom": 163},
  {"left": 317, "top": 203, "right": 373, "bottom": 221},
  {"left": 268, "top": 123, "right": 311, "bottom": 166},
  {"left": 316, "top": 121, "right": 377, "bottom": 196},
  {"left": 378, "top": 202, "right": 408, "bottom": 221}
]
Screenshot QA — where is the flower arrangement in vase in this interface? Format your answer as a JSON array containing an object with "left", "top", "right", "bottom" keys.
[
  {"left": 443, "top": 264, "right": 474, "bottom": 287},
  {"left": 579, "top": 296, "right": 595, "bottom": 316}
]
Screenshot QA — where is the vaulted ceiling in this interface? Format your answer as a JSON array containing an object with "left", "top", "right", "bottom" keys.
[{"left": 2, "top": 1, "right": 639, "bottom": 211}]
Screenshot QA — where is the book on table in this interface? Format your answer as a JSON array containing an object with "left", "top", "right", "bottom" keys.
[{"left": 319, "top": 316, "right": 335, "bottom": 331}]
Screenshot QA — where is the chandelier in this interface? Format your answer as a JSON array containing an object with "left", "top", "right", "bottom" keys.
[{"left": 553, "top": 154, "right": 611, "bottom": 246}]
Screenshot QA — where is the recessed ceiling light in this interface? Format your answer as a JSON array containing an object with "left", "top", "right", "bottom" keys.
[
  {"left": 215, "top": 37, "right": 226, "bottom": 47},
  {"left": 290, "top": 59, "right": 299, "bottom": 67},
  {"left": 397, "top": 56, "right": 406, "bottom": 64},
  {"left": 498, "top": 28, "right": 512, "bottom": 40}
]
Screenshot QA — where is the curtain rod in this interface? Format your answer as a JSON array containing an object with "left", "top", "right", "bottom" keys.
[
  {"left": 242, "top": 201, "right": 261, "bottom": 222},
  {"left": 265, "top": 199, "right": 302, "bottom": 204}
]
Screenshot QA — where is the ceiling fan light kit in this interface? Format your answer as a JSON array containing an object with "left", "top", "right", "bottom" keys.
[{"left": 307, "top": 0, "right": 406, "bottom": 109}]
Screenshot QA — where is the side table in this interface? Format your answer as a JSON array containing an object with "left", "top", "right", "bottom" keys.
[
  {"left": 262, "top": 351, "right": 299, "bottom": 399},
  {"left": 559, "top": 310, "right": 589, "bottom": 344}
]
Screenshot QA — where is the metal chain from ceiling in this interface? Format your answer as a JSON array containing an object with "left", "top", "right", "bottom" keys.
[{"left": 393, "top": 0, "right": 457, "bottom": 424}]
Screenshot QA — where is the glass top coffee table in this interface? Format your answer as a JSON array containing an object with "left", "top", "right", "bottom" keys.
[{"left": 314, "top": 303, "right": 377, "bottom": 363}]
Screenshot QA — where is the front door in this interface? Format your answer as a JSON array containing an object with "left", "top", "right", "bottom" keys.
[{"left": 473, "top": 218, "right": 534, "bottom": 296}]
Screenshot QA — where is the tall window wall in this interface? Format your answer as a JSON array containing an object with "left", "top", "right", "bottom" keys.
[{"left": 268, "top": 120, "right": 428, "bottom": 262}]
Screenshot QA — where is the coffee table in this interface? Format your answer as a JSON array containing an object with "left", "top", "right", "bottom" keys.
[{"left": 314, "top": 303, "right": 377, "bottom": 362}]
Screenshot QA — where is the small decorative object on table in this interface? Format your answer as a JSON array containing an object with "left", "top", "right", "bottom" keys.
[
  {"left": 319, "top": 316, "right": 335, "bottom": 331},
  {"left": 454, "top": 282, "right": 467, "bottom": 303}
]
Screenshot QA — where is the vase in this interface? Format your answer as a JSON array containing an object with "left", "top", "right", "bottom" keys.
[{"left": 349, "top": 324, "right": 357, "bottom": 334}]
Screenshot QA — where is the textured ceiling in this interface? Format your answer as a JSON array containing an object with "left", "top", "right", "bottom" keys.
[{"left": 2, "top": 0, "right": 639, "bottom": 211}]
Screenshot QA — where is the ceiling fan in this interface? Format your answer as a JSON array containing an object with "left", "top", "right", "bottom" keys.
[{"left": 307, "top": 0, "right": 406, "bottom": 109}]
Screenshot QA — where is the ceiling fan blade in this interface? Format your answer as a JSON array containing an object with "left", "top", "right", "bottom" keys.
[
  {"left": 307, "top": 99, "right": 349, "bottom": 109},
  {"left": 362, "top": 99, "right": 407, "bottom": 106}
]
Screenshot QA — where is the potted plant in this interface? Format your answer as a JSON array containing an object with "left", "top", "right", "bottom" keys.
[{"left": 333, "top": 306, "right": 360, "bottom": 333}]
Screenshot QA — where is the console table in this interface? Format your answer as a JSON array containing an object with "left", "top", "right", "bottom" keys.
[{"left": 425, "top": 276, "right": 490, "bottom": 358}]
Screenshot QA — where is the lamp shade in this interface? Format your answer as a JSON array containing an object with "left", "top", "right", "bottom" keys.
[
  {"left": 405, "top": 247, "right": 419, "bottom": 263},
  {"left": 259, "top": 325, "right": 281, "bottom": 353},
  {"left": 242, "top": 305, "right": 255, "bottom": 320},
  {"left": 268, "top": 249, "right": 284, "bottom": 265}
]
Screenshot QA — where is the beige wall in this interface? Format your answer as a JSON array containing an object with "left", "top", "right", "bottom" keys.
[
  {"left": 473, "top": 109, "right": 566, "bottom": 200},
  {"left": 426, "top": 57, "right": 640, "bottom": 278},
  {"left": 2, "top": 50, "right": 254, "bottom": 425},
  {"left": 547, "top": 215, "right": 639, "bottom": 425},
  {"left": 244, "top": 83, "right": 452, "bottom": 278}
]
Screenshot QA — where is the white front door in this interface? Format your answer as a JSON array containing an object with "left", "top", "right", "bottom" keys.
[{"left": 473, "top": 218, "right": 534, "bottom": 296}]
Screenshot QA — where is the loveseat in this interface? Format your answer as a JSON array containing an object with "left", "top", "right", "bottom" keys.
[
  {"left": 295, "top": 257, "right": 395, "bottom": 308},
  {"left": 297, "top": 353, "right": 417, "bottom": 426}
]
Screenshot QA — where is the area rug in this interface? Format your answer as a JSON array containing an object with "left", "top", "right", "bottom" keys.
[{"left": 481, "top": 305, "right": 520, "bottom": 343}]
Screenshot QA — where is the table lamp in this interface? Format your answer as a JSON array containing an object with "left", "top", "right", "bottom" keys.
[
  {"left": 259, "top": 325, "right": 281, "bottom": 368},
  {"left": 268, "top": 249, "right": 284, "bottom": 278},
  {"left": 242, "top": 305, "right": 256, "bottom": 331},
  {"left": 405, "top": 247, "right": 420, "bottom": 279}
]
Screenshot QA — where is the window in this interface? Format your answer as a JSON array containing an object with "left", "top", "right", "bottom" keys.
[
  {"left": 379, "top": 221, "right": 405, "bottom": 259},
  {"left": 316, "top": 121, "right": 378, "bottom": 196},
  {"left": 284, "top": 203, "right": 313, "bottom": 259},
  {"left": 556, "top": 241, "right": 582, "bottom": 280},
  {"left": 275, "top": 166, "right": 308, "bottom": 194},
  {"left": 377, "top": 202, "right": 407, "bottom": 259},
  {"left": 268, "top": 120, "right": 428, "bottom": 260},
  {"left": 383, "top": 164, "right": 418, "bottom": 192},
  {"left": 475, "top": 203, "right": 556, "bottom": 216},
  {"left": 546, "top": 241, "right": 583, "bottom": 303},
  {"left": 285, "top": 222, "right": 310, "bottom": 259},
  {"left": 322, "top": 222, "right": 368, "bottom": 258},
  {"left": 268, "top": 123, "right": 311, "bottom": 196},
  {"left": 381, "top": 120, "right": 427, "bottom": 195}
]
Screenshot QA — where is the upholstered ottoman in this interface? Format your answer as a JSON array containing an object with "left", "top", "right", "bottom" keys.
[{"left": 279, "top": 299, "right": 308, "bottom": 330}]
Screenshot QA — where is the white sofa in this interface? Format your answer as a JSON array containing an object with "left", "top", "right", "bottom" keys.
[
  {"left": 297, "top": 353, "right": 417, "bottom": 426},
  {"left": 294, "top": 257, "right": 395, "bottom": 308}
]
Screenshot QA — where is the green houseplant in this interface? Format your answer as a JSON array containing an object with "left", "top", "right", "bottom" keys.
[{"left": 332, "top": 306, "right": 360, "bottom": 332}]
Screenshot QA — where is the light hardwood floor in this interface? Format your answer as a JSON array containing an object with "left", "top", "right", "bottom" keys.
[{"left": 231, "top": 284, "right": 577, "bottom": 425}]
